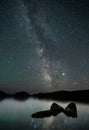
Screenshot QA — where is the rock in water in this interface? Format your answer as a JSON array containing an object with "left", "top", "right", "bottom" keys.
[
  {"left": 50, "top": 103, "right": 64, "bottom": 116},
  {"left": 32, "top": 110, "right": 52, "bottom": 118},
  {"left": 31, "top": 102, "right": 77, "bottom": 118},
  {"left": 64, "top": 103, "right": 77, "bottom": 118}
]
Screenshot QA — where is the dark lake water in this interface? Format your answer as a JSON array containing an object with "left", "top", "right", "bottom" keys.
[{"left": 0, "top": 98, "right": 89, "bottom": 130}]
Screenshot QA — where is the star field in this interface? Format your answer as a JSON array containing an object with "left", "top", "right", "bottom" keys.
[{"left": 0, "top": 0, "right": 89, "bottom": 93}]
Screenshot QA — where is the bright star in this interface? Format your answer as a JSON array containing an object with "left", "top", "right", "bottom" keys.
[{"left": 62, "top": 72, "right": 65, "bottom": 76}]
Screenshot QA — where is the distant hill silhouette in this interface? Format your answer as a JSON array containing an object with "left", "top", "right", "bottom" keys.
[
  {"left": 32, "top": 90, "right": 89, "bottom": 103},
  {"left": 0, "top": 90, "right": 10, "bottom": 100},
  {"left": 0, "top": 91, "right": 30, "bottom": 101},
  {"left": 0, "top": 89, "right": 89, "bottom": 102},
  {"left": 0, "top": 90, "right": 7, "bottom": 96},
  {"left": 13, "top": 91, "right": 30, "bottom": 100}
]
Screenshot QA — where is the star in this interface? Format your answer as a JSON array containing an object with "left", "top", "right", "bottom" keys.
[{"left": 62, "top": 72, "right": 65, "bottom": 76}]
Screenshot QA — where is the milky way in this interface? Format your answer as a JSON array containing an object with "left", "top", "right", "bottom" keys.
[
  {"left": 0, "top": 0, "right": 89, "bottom": 93},
  {"left": 22, "top": 0, "right": 63, "bottom": 91}
]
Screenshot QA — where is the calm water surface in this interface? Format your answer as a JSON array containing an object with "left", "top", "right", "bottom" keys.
[{"left": 0, "top": 98, "right": 89, "bottom": 130}]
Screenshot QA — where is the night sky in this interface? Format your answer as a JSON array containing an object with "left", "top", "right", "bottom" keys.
[{"left": 0, "top": 0, "right": 89, "bottom": 94}]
